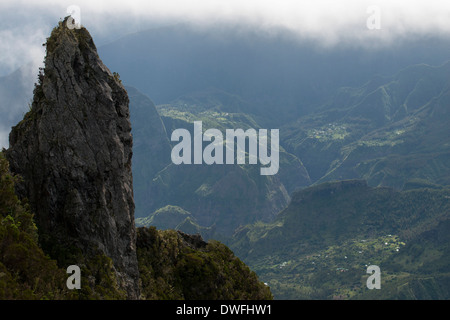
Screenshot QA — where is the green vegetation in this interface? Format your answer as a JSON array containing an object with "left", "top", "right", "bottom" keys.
[
  {"left": 137, "top": 227, "right": 272, "bottom": 300},
  {"left": 0, "top": 153, "right": 128, "bottom": 300},
  {"left": 306, "top": 123, "right": 350, "bottom": 142},
  {"left": 0, "top": 153, "right": 74, "bottom": 299},
  {"left": 3, "top": 18, "right": 450, "bottom": 300},
  {"left": 136, "top": 205, "right": 192, "bottom": 229},
  {"left": 133, "top": 92, "right": 310, "bottom": 237},
  {"left": 230, "top": 180, "right": 450, "bottom": 299},
  {"left": 113, "top": 72, "right": 122, "bottom": 84},
  {"left": 157, "top": 103, "right": 259, "bottom": 135},
  {"left": 248, "top": 234, "right": 406, "bottom": 299},
  {"left": 133, "top": 60, "right": 450, "bottom": 300},
  {"left": 1, "top": 153, "right": 270, "bottom": 300},
  {"left": 282, "top": 61, "right": 450, "bottom": 188},
  {"left": 136, "top": 205, "right": 216, "bottom": 239}
]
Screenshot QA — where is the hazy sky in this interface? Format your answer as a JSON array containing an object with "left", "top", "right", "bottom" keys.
[
  {"left": 0, "top": 0, "right": 449, "bottom": 148},
  {"left": 1, "top": 0, "right": 450, "bottom": 76}
]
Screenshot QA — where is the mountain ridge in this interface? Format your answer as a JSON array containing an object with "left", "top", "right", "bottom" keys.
[
  {"left": 282, "top": 60, "right": 450, "bottom": 189},
  {"left": 229, "top": 179, "right": 450, "bottom": 299},
  {"left": 1, "top": 19, "right": 449, "bottom": 300},
  {"left": 0, "top": 18, "right": 271, "bottom": 300}
]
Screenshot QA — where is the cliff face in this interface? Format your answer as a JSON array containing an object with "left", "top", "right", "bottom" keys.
[{"left": 5, "top": 19, "right": 139, "bottom": 299}]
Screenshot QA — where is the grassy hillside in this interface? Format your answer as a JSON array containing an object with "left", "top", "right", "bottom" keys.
[
  {"left": 134, "top": 96, "right": 311, "bottom": 237},
  {"left": 135, "top": 205, "right": 217, "bottom": 240},
  {"left": 282, "top": 61, "right": 450, "bottom": 189},
  {"left": 137, "top": 227, "right": 272, "bottom": 300},
  {"left": 229, "top": 180, "right": 450, "bottom": 299}
]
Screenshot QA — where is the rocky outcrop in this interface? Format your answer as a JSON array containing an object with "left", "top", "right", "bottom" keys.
[{"left": 5, "top": 19, "right": 140, "bottom": 299}]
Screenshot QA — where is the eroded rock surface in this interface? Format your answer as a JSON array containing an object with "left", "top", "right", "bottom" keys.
[{"left": 5, "top": 19, "right": 140, "bottom": 299}]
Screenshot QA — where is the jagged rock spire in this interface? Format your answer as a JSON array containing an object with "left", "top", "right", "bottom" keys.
[{"left": 6, "top": 18, "right": 140, "bottom": 299}]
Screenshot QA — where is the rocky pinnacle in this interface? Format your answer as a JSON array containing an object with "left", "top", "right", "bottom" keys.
[{"left": 6, "top": 19, "right": 140, "bottom": 299}]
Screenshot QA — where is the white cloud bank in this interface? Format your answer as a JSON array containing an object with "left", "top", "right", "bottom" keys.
[
  {"left": 1, "top": 0, "right": 450, "bottom": 75},
  {"left": 0, "top": 0, "right": 449, "bottom": 148}
]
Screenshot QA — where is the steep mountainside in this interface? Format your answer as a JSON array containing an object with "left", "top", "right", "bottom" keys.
[
  {"left": 1, "top": 19, "right": 449, "bottom": 300},
  {"left": 0, "top": 151, "right": 272, "bottom": 300},
  {"left": 282, "top": 62, "right": 450, "bottom": 189},
  {"left": 2, "top": 26, "right": 449, "bottom": 241},
  {"left": 1, "top": 18, "right": 271, "bottom": 300},
  {"left": 135, "top": 98, "right": 310, "bottom": 237},
  {"left": 157, "top": 92, "right": 311, "bottom": 195},
  {"left": 127, "top": 85, "right": 173, "bottom": 219},
  {"left": 0, "top": 153, "right": 75, "bottom": 299},
  {"left": 98, "top": 24, "right": 450, "bottom": 127},
  {"left": 129, "top": 60, "right": 450, "bottom": 241},
  {"left": 230, "top": 180, "right": 450, "bottom": 299},
  {"left": 137, "top": 227, "right": 272, "bottom": 300},
  {"left": 5, "top": 19, "right": 140, "bottom": 298},
  {"left": 136, "top": 205, "right": 217, "bottom": 240}
]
